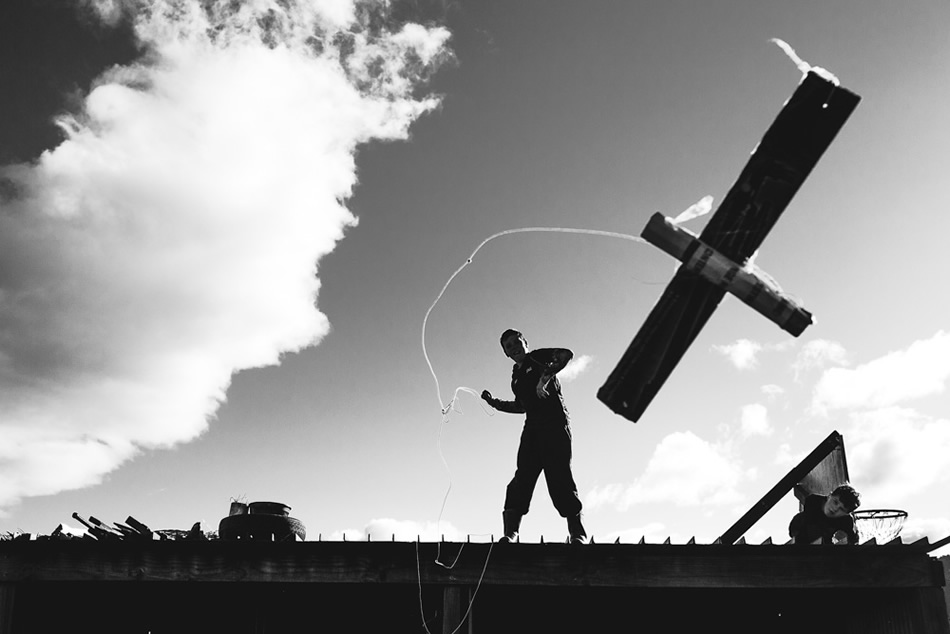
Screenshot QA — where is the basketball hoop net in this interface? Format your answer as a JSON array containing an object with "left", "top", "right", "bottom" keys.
[{"left": 854, "top": 509, "right": 908, "bottom": 544}]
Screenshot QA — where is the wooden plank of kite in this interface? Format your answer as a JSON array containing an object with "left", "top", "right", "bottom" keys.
[{"left": 598, "top": 71, "right": 860, "bottom": 423}]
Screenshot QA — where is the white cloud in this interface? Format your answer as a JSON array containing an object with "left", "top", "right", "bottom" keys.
[
  {"left": 842, "top": 408, "right": 950, "bottom": 505},
  {"left": 793, "top": 339, "right": 848, "bottom": 381},
  {"left": 558, "top": 354, "right": 592, "bottom": 383},
  {"left": 0, "top": 0, "right": 451, "bottom": 508},
  {"left": 774, "top": 443, "right": 802, "bottom": 468},
  {"left": 584, "top": 483, "right": 625, "bottom": 509},
  {"left": 584, "top": 431, "right": 747, "bottom": 510},
  {"left": 812, "top": 331, "right": 950, "bottom": 412},
  {"left": 760, "top": 384, "right": 785, "bottom": 400},
  {"left": 740, "top": 403, "right": 772, "bottom": 437},
  {"left": 712, "top": 339, "right": 762, "bottom": 370},
  {"left": 328, "top": 518, "right": 464, "bottom": 542}
]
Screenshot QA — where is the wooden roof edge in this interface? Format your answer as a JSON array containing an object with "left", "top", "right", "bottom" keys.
[
  {"left": 5, "top": 535, "right": 946, "bottom": 551},
  {"left": 923, "top": 534, "right": 950, "bottom": 553}
]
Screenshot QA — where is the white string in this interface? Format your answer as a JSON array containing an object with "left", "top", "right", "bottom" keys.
[
  {"left": 421, "top": 226, "right": 647, "bottom": 421},
  {"left": 417, "top": 539, "right": 495, "bottom": 634}
]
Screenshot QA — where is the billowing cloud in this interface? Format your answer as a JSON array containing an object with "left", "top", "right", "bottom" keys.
[
  {"left": 584, "top": 431, "right": 748, "bottom": 510},
  {"left": 812, "top": 331, "right": 950, "bottom": 412},
  {"left": 843, "top": 407, "right": 950, "bottom": 504},
  {"left": 328, "top": 518, "right": 464, "bottom": 542},
  {"left": 712, "top": 339, "right": 762, "bottom": 370},
  {"left": 0, "top": 0, "right": 451, "bottom": 508},
  {"left": 558, "top": 354, "right": 592, "bottom": 383}
]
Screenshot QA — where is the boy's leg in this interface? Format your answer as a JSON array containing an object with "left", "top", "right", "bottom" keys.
[
  {"left": 502, "top": 431, "right": 542, "bottom": 542},
  {"left": 543, "top": 426, "right": 586, "bottom": 543}
]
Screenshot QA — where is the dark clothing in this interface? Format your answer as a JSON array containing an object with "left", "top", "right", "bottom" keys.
[
  {"left": 789, "top": 494, "right": 858, "bottom": 546},
  {"left": 506, "top": 420, "right": 580, "bottom": 517},
  {"left": 491, "top": 349, "right": 582, "bottom": 518}
]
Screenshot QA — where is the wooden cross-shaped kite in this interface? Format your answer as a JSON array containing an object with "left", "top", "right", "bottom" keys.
[{"left": 598, "top": 71, "right": 860, "bottom": 423}]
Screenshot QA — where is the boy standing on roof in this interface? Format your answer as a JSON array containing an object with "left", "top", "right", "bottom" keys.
[
  {"left": 481, "top": 329, "right": 587, "bottom": 544},
  {"left": 789, "top": 484, "right": 861, "bottom": 545}
]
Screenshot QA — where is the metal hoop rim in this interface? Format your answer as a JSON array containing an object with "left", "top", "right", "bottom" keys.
[{"left": 853, "top": 509, "right": 908, "bottom": 520}]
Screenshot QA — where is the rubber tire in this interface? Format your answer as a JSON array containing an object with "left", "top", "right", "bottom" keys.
[{"left": 218, "top": 514, "right": 306, "bottom": 542}]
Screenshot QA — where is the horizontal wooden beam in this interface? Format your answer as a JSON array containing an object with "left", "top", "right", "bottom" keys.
[
  {"left": 641, "top": 213, "right": 813, "bottom": 336},
  {"left": 0, "top": 541, "right": 942, "bottom": 590}
]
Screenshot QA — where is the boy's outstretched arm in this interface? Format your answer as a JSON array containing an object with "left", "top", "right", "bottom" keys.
[{"left": 481, "top": 390, "right": 526, "bottom": 414}]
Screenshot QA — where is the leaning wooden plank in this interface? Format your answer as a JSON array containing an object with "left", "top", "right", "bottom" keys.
[
  {"left": 718, "top": 431, "right": 846, "bottom": 545},
  {"left": 125, "top": 516, "right": 154, "bottom": 540},
  {"left": 71, "top": 513, "right": 117, "bottom": 541},
  {"left": 922, "top": 535, "right": 950, "bottom": 553},
  {"left": 793, "top": 436, "right": 850, "bottom": 509}
]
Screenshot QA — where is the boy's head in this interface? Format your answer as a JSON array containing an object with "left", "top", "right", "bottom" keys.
[
  {"left": 824, "top": 484, "right": 861, "bottom": 518},
  {"left": 499, "top": 329, "right": 528, "bottom": 362},
  {"left": 499, "top": 329, "right": 523, "bottom": 347}
]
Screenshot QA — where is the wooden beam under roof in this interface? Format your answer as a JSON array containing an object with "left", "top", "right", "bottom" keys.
[
  {"left": 0, "top": 537, "right": 946, "bottom": 634},
  {"left": 0, "top": 539, "right": 940, "bottom": 588}
]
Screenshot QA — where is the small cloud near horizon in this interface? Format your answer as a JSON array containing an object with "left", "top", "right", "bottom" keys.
[
  {"left": 793, "top": 339, "right": 848, "bottom": 381},
  {"left": 739, "top": 403, "right": 772, "bottom": 437},
  {"left": 713, "top": 339, "right": 762, "bottom": 370},
  {"left": 760, "top": 384, "right": 785, "bottom": 400}
]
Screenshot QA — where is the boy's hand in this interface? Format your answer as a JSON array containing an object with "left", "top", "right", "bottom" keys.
[
  {"left": 481, "top": 390, "right": 493, "bottom": 403},
  {"left": 536, "top": 374, "right": 552, "bottom": 398}
]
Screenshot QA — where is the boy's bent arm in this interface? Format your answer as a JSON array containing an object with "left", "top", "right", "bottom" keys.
[{"left": 531, "top": 348, "right": 574, "bottom": 375}]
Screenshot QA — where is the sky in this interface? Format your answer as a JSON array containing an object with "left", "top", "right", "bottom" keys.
[{"left": 0, "top": 0, "right": 948, "bottom": 555}]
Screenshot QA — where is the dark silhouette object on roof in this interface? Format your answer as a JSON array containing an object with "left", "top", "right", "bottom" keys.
[{"left": 218, "top": 500, "right": 306, "bottom": 542}]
